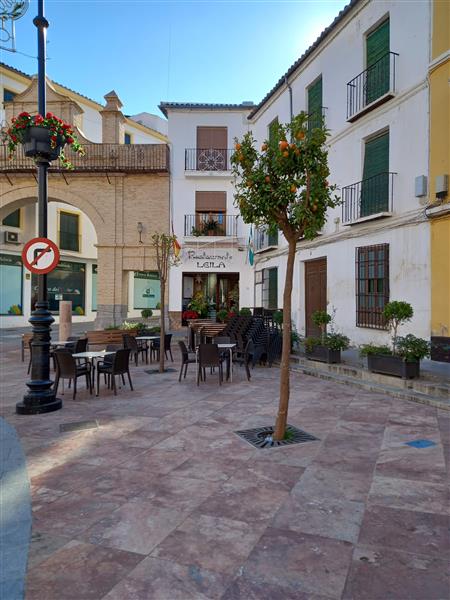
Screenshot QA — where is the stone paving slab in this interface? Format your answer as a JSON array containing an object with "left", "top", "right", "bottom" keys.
[{"left": 0, "top": 343, "right": 449, "bottom": 599}]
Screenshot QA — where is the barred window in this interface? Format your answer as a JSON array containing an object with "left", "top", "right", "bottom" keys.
[{"left": 356, "top": 243, "right": 389, "bottom": 328}]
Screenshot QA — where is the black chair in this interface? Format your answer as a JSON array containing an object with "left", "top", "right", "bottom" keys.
[
  {"left": 177, "top": 340, "right": 196, "bottom": 382},
  {"left": 234, "top": 339, "right": 254, "bottom": 381},
  {"left": 53, "top": 349, "right": 92, "bottom": 400},
  {"left": 65, "top": 336, "right": 80, "bottom": 352},
  {"left": 123, "top": 334, "right": 148, "bottom": 366},
  {"left": 151, "top": 334, "right": 173, "bottom": 362},
  {"left": 197, "top": 343, "right": 224, "bottom": 386},
  {"left": 97, "top": 348, "right": 133, "bottom": 396}
]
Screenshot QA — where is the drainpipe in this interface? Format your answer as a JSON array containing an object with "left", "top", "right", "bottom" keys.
[{"left": 285, "top": 75, "right": 293, "bottom": 121}]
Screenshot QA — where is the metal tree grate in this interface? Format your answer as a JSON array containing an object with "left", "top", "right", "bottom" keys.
[
  {"left": 59, "top": 420, "right": 99, "bottom": 433},
  {"left": 235, "top": 424, "right": 319, "bottom": 449}
]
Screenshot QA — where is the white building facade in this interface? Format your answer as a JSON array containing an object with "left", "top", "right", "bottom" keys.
[{"left": 160, "top": 103, "right": 256, "bottom": 326}]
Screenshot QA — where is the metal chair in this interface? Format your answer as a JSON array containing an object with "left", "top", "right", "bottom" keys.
[
  {"left": 197, "top": 343, "right": 224, "bottom": 386},
  {"left": 177, "top": 340, "right": 196, "bottom": 382},
  {"left": 151, "top": 334, "right": 173, "bottom": 362},
  {"left": 53, "top": 349, "right": 92, "bottom": 399},
  {"left": 123, "top": 334, "right": 148, "bottom": 366},
  {"left": 234, "top": 338, "right": 254, "bottom": 381},
  {"left": 97, "top": 348, "right": 133, "bottom": 396}
]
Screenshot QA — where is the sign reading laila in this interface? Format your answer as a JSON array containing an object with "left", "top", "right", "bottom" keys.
[{"left": 185, "top": 250, "right": 233, "bottom": 269}]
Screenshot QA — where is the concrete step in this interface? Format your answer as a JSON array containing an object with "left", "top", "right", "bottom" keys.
[{"left": 289, "top": 354, "right": 450, "bottom": 411}]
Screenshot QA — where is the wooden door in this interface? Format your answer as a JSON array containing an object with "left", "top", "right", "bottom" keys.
[{"left": 305, "top": 258, "right": 327, "bottom": 337}]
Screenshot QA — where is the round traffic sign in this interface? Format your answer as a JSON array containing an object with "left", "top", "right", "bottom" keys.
[{"left": 21, "top": 237, "right": 60, "bottom": 274}]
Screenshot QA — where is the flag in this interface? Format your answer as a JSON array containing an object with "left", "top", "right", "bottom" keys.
[
  {"left": 248, "top": 225, "right": 254, "bottom": 266},
  {"left": 173, "top": 237, "right": 181, "bottom": 258}
]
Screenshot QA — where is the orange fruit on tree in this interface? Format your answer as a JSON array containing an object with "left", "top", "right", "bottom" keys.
[
  {"left": 290, "top": 184, "right": 297, "bottom": 193},
  {"left": 235, "top": 143, "right": 241, "bottom": 151},
  {"left": 261, "top": 143, "right": 268, "bottom": 151},
  {"left": 290, "top": 143, "right": 296, "bottom": 150},
  {"left": 295, "top": 148, "right": 301, "bottom": 156},
  {"left": 283, "top": 151, "right": 289, "bottom": 158},
  {"left": 279, "top": 140, "right": 289, "bottom": 151},
  {"left": 312, "top": 203, "right": 318, "bottom": 212},
  {"left": 265, "top": 175, "right": 271, "bottom": 183},
  {"left": 295, "top": 131, "right": 305, "bottom": 141}
]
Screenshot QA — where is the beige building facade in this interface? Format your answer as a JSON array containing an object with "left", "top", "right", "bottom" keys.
[{"left": 0, "top": 65, "right": 170, "bottom": 328}]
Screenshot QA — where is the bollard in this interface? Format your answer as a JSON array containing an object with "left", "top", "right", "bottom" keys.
[{"left": 59, "top": 300, "right": 72, "bottom": 341}]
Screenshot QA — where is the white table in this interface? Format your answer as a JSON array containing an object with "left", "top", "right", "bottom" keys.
[
  {"left": 73, "top": 351, "right": 115, "bottom": 396},
  {"left": 136, "top": 336, "right": 160, "bottom": 341}
]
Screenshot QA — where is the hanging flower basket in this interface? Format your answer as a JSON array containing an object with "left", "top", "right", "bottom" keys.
[{"left": 3, "top": 112, "right": 85, "bottom": 169}]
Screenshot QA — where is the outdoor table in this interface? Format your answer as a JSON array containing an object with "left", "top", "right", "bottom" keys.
[
  {"left": 135, "top": 336, "right": 160, "bottom": 341},
  {"left": 73, "top": 351, "right": 115, "bottom": 396},
  {"left": 51, "top": 340, "right": 73, "bottom": 347},
  {"left": 195, "top": 343, "right": 236, "bottom": 383}
]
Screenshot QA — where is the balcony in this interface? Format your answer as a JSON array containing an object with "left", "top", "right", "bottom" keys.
[
  {"left": 184, "top": 214, "right": 238, "bottom": 237},
  {"left": 255, "top": 228, "right": 278, "bottom": 252},
  {"left": 185, "top": 148, "right": 232, "bottom": 172},
  {"left": 347, "top": 52, "right": 398, "bottom": 122},
  {"left": 0, "top": 143, "right": 169, "bottom": 173},
  {"left": 342, "top": 172, "right": 396, "bottom": 225}
]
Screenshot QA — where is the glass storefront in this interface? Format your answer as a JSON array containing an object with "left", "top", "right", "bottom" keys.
[
  {"left": 92, "top": 264, "right": 97, "bottom": 311},
  {"left": 133, "top": 271, "right": 161, "bottom": 309},
  {"left": 0, "top": 253, "right": 22, "bottom": 315},
  {"left": 32, "top": 260, "right": 86, "bottom": 314}
]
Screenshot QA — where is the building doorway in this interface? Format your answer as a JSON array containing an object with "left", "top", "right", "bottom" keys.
[
  {"left": 305, "top": 258, "right": 327, "bottom": 337},
  {"left": 182, "top": 272, "right": 239, "bottom": 320}
]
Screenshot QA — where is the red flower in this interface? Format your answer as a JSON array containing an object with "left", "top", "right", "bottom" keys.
[
  {"left": 18, "top": 111, "right": 30, "bottom": 118},
  {"left": 34, "top": 114, "right": 44, "bottom": 125},
  {"left": 46, "top": 112, "right": 54, "bottom": 119},
  {"left": 66, "top": 136, "right": 74, "bottom": 144}
]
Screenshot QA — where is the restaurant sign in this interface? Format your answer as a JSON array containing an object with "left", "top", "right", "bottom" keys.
[{"left": 183, "top": 249, "right": 234, "bottom": 270}]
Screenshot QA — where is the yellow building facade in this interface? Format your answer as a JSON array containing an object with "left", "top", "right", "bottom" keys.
[{"left": 429, "top": 0, "right": 450, "bottom": 361}]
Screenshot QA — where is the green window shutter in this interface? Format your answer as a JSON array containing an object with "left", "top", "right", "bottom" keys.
[
  {"left": 268, "top": 118, "right": 279, "bottom": 144},
  {"left": 60, "top": 212, "right": 79, "bottom": 251},
  {"left": 366, "top": 19, "right": 390, "bottom": 104},
  {"left": 2, "top": 209, "right": 20, "bottom": 228},
  {"left": 308, "top": 77, "right": 322, "bottom": 130},
  {"left": 268, "top": 231, "right": 278, "bottom": 246},
  {"left": 361, "top": 132, "right": 389, "bottom": 216},
  {"left": 268, "top": 268, "right": 278, "bottom": 309}
]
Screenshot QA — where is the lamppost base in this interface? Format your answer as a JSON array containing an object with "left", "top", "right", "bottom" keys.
[{"left": 16, "top": 395, "right": 62, "bottom": 415}]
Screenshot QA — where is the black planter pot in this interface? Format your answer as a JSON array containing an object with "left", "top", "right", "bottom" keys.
[
  {"left": 22, "top": 126, "right": 64, "bottom": 161},
  {"left": 367, "top": 354, "right": 420, "bottom": 379},
  {"left": 306, "top": 345, "right": 341, "bottom": 364}
]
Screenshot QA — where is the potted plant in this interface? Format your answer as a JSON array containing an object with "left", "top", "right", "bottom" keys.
[
  {"left": 141, "top": 308, "right": 153, "bottom": 321},
  {"left": 239, "top": 307, "right": 252, "bottom": 316},
  {"left": 217, "top": 309, "right": 228, "bottom": 323},
  {"left": 203, "top": 218, "right": 220, "bottom": 236},
  {"left": 360, "top": 301, "right": 430, "bottom": 378},
  {"left": 188, "top": 291, "right": 209, "bottom": 318},
  {"left": 4, "top": 111, "right": 84, "bottom": 169},
  {"left": 182, "top": 310, "right": 199, "bottom": 321},
  {"left": 305, "top": 310, "right": 349, "bottom": 363}
]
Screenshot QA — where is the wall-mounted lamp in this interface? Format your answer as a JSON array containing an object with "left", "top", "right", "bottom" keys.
[{"left": 137, "top": 222, "right": 144, "bottom": 244}]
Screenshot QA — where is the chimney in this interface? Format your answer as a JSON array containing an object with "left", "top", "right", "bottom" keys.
[{"left": 100, "top": 90, "right": 125, "bottom": 143}]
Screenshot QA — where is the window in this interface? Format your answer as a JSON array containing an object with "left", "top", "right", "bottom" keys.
[
  {"left": 366, "top": 18, "right": 390, "bottom": 104},
  {"left": 59, "top": 211, "right": 80, "bottom": 252},
  {"left": 0, "top": 254, "right": 22, "bottom": 315},
  {"left": 2, "top": 209, "right": 21, "bottom": 228},
  {"left": 3, "top": 88, "right": 17, "bottom": 104},
  {"left": 194, "top": 191, "right": 227, "bottom": 235},
  {"left": 356, "top": 244, "right": 389, "bottom": 328},
  {"left": 133, "top": 271, "right": 161, "bottom": 309},
  {"left": 255, "top": 227, "right": 278, "bottom": 251},
  {"left": 361, "top": 131, "right": 389, "bottom": 217},
  {"left": 32, "top": 261, "right": 86, "bottom": 314},
  {"left": 307, "top": 76, "right": 323, "bottom": 130},
  {"left": 262, "top": 267, "right": 278, "bottom": 309},
  {"left": 268, "top": 117, "right": 279, "bottom": 144},
  {"left": 195, "top": 127, "right": 228, "bottom": 170},
  {"left": 124, "top": 132, "right": 132, "bottom": 144}
]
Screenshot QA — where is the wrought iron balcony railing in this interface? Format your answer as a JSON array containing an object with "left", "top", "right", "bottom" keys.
[
  {"left": 185, "top": 148, "right": 232, "bottom": 171},
  {"left": 0, "top": 143, "right": 169, "bottom": 173},
  {"left": 342, "top": 172, "right": 396, "bottom": 224},
  {"left": 254, "top": 227, "right": 278, "bottom": 251},
  {"left": 347, "top": 52, "right": 398, "bottom": 121},
  {"left": 184, "top": 214, "right": 238, "bottom": 237}
]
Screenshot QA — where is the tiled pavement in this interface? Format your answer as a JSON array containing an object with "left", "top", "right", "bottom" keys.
[{"left": 0, "top": 342, "right": 449, "bottom": 600}]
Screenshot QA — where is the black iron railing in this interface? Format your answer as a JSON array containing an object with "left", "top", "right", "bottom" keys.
[
  {"left": 185, "top": 148, "right": 232, "bottom": 171},
  {"left": 0, "top": 143, "right": 169, "bottom": 173},
  {"left": 342, "top": 172, "right": 396, "bottom": 224},
  {"left": 347, "top": 52, "right": 398, "bottom": 120},
  {"left": 184, "top": 213, "right": 238, "bottom": 237}
]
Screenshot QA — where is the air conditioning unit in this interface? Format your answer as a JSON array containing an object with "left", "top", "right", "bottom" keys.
[{"left": 4, "top": 231, "right": 20, "bottom": 244}]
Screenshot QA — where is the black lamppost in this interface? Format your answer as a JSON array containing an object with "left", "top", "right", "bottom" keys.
[{"left": 16, "top": 0, "right": 62, "bottom": 414}]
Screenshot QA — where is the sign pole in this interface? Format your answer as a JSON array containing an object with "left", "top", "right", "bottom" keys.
[{"left": 16, "top": 0, "right": 62, "bottom": 414}]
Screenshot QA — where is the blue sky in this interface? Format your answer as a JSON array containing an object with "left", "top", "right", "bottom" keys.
[{"left": 2, "top": 0, "right": 348, "bottom": 117}]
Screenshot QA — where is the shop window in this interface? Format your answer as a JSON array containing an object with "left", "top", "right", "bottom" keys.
[
  {"left": 92, "top": 264, "right": 97, "bottom": 311},
  {"left": 59, "top": 211, "right": 80, "bottom": 252},
  {"left": 2, "top": 209, "right": 21, "bottom": 228},
  {"left": 0, "top": 253, "right": 22, "bottom": 315},
  {"left": 133, "top": 271, "right": 161, "bottom": 309},
  {"left": 356, "top": 243, "right": 389, "bottom": 328},
  {"left": 262, "top": 267, "right": 278, "bottom": 309},
  {"left": 32, "top": 261, "right": 85, "bottom": 314}
]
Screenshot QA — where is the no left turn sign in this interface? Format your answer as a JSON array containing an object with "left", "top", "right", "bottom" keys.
[{"left": 22, "top": 237, "right": 60, "bottom": 274}]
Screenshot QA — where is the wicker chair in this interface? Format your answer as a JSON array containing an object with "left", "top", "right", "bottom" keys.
[
  {"left": 97, "top": 348, "right": 133, "bottom": 396},
  {"left": 197, "top": 343, "right": 224, "bottom": 386},
  {"left": 53, "top": 349, "right": 92, "bottom": 399},
  {"left": 151, "top": 334, "right": 173, "bottom": 362},
  {"left": 177, "top": 340, "right": 196, "bottom": 382},
  {"left": 123, "top": 334, "right": 148, "bottom": 366}
]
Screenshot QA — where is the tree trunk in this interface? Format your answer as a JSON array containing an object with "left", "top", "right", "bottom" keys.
[
  {"left": 159, "top": 281, "right": 165, "bottom": 373},
  {"left": 274, "top": 238, "right": 296, "bottom": 441}
]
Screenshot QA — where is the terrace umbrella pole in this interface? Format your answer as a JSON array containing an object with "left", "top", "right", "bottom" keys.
[{"left": 16, "top": 0, "right": 62, "bottom": 415}]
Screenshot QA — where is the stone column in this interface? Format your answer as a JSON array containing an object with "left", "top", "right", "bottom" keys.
[
  {"left": 100, "top": 91, "right": 125, "bottom": 144},
  {"left": 59, "top": 301, "right": 72, "bottom": 340}
]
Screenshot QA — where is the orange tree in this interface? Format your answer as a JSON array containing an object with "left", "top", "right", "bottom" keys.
[{"left": 231, "top": 113, "right": 339, "bottom": 440}]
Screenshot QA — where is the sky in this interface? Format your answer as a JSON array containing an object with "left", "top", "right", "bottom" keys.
[{"left": 1, "top": 0, "right": 348, "bottom": 118}]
